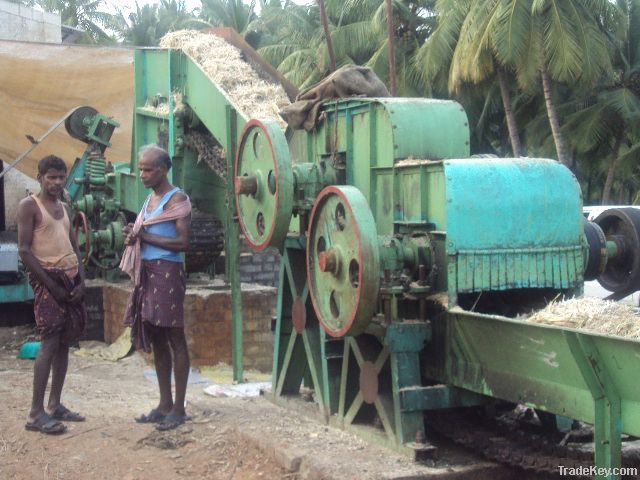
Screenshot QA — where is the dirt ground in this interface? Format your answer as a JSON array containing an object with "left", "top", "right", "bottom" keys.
[
  {"left": 0, "top": 326, "right": 516, "bottom": 480},
  {"left": 0, "top": 327, "right": 288, "bottom": 480}
]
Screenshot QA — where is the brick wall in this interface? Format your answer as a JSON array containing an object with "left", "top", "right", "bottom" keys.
[
  {"left": 238, "top": 248, "right": 281, "bottom": 287},
  {"left": 103, "top": 280, "right": 276, "bottom": 372},
  {"left": 215, "top": 245, "right": 282, "bottom": 288}
]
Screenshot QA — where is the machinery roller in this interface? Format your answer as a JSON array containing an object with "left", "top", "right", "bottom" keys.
[
  {"left": 233, "top": 95, "right": 640, "bottom": 477},
  {"left": 593, "top": 208, "right": 640, "bottom": 299}
]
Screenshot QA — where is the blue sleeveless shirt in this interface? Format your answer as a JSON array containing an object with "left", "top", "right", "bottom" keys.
[{"left": 140, "top": 187, "right": 184, "bottom": 263}]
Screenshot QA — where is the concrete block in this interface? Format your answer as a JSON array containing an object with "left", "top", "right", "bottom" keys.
[
  {"left": 18, "top": 5, "right": 33, "bottom": 19},
  {"left": 43, "top": 10, "right": 60, "bottom": 25},
  {"left": 255, "top": 272, "right": 277, "bottom": 282},
  {"left": 1, "top": 2, "right": 19, "bottom": 15},
  {"left": 240, "top": 264, "right": 262, "bottom": 274},
  {"left": 273, "top": 443, "right": 303, "bottom": 473}
]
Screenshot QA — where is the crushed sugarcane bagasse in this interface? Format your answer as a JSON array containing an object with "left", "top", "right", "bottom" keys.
[
  {"left": 159, "top": 30, "right": 290, "bottom": 128},
  {"left": 525, "top": 297, "right": 640, "bottom": 339}
]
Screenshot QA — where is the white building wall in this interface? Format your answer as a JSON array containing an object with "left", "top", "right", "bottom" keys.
[
  {"left": 0, "top": 0, "right": 61, "bottom": 43},
  {"left": 0, "top": 0, "right": 61, "bottom": 229},
  {"left": 2, "top": 163, "right": 39, "bottom": 230}
]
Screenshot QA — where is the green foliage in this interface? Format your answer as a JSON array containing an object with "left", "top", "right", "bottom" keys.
[
  {"left": 111, "top": 0, "right": 198, "bottom": 46},
  {"left": 34, "top": 0, "right": 119, "bottom": 43},
  {"left": 27, "top": 0, "right": 637, "bottom": 202},
  {"left": 253, "top": 1, "right": 433, "bottom": 93}
]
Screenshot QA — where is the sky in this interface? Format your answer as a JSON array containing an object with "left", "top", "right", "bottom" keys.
[
  {"left": 103, "top": 0, "right": 203, "bottom": 15},
  {"left": 103, "top": 0, "right": 310, "bottom": 16}
]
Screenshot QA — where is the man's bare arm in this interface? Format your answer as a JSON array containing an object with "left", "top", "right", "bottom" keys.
[
  {"left": 66, "top": 204, "right": 85, "bottom": 303},
  {"left": 138, "top": 192, "right": 191, "bottom": 252}
]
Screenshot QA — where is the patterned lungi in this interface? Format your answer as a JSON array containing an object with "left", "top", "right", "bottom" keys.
[
  {"left": 29, "top": 268, "right": 86, "bottom": 343},
  {"left": 124, "top": 259, "right": 186, "bottom": 352}
]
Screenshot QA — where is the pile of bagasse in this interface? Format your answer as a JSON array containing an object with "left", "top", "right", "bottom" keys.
[
  {"left": 158, "top": 30, "right": 290, "bottom": 127},
  {"left": 525, "top": 296, "right": 640, "bottom": 339}
]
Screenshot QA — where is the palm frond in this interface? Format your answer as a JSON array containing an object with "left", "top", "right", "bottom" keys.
[
  {"left": 562, "top": 103, "right": 611, "bottom": 153},
  {"left": 414, "top": 0, "right": 468, "bottom": 83},
  {"left": 598, "top": 87, "right": 640, "bottom": 130},
  {"left": 492, "top": 0, "right": 532, "bottom": 66}
]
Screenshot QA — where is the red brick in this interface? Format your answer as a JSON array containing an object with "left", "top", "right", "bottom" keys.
[{"left": 102, "top": 281, "right": 276, "bottom": 371}]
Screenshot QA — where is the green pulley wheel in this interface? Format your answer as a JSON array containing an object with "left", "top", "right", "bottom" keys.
[
  {"left": 307, "top": 186, "right": 380, "bottom": 337},
  {"left": 234, "top": 119, "right": 293, "bottom": 250},
  {"left": 65, "top": 106, "right": 98, "bottom": 143},
  {"left": 73, "top": 211, "right": 93, "bottom": 265}
]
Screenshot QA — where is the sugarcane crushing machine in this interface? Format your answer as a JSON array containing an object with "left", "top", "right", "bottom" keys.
[
  {"left": 233, "top": 99, "right": 640, "bottom": 478},
  {"left": 55, "top": 39, "right": 640, "bottom": 478}
]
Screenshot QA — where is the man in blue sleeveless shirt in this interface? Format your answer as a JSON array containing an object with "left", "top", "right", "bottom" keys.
[{"left": 122, "top": 145, "right": 192, "bottom": 431}]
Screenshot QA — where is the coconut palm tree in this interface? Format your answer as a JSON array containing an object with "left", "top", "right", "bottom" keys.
[
  {"left": 317, "top": 0, "right": 337, "bottom": 72},
  {"left": 34, "top": 0, "right": 118, "bottom": 43},
  {"left": 559, "top": 0, "right": 640, "bottom": 203},
  {"left": 199, "top": 0, "right": 257, "bottom": 34},
  {"left": 492, "top": 0, "right": 618, "bottom": 165},
  {"left": 415, "top": 0, "right": 524, "bottom": 156},
  {"left": 252, "top": 2, "right": 324, "bottom": 87},
  {"left": 113, "top": 2, "right": 160, "bottom": 46},
  {"left": 111, "top": 0, "right": 197, "bottom": 46},
  {"left": 417, "top": 0, "right": 619, "bottom": 164},
  {"left": 253, "top": 1, "right": 432, "bottom": 92}
]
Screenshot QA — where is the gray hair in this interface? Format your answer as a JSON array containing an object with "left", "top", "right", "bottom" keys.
[{"left": 139, "top": 144, "right": 172, "bottom": 170}]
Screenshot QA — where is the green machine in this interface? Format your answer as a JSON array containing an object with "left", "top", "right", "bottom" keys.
[
  {"left": 233, "top": 99, "right": 640, "bottom": 478},
  {"left": 63, "top": 44, "right": 292, "bottom": 374},
  {"left": 62, "top": 106, "right": 124, "bottom": 279},
  {"left": 65, "top": 50, "right": 238, "bottom": 279},
  {"left": 63, "top": 41, "right": 640, "bottom": 478}
]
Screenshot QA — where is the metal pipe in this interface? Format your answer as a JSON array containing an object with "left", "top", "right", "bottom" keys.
[
  {"left": 235, "top": 175, "right": 258, "bottom": 195},
  {"left": 0, "top": 106, "right": 83, "bottom": 181}
]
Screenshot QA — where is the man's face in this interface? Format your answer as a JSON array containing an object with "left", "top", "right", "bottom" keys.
[
  {"left": 38, "top": 168, "right": 67, "bottom": 198},
  {"left": 138, "top": 153, "right": 166, "bottom": 189}
]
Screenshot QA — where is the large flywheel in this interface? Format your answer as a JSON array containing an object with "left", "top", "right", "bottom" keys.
[
  {"left": 307, "top": 186, "right": 380, "bottom": 337},
  {"left": 594, "top": 207, "right": 640, "bottom": 298},
  {"left": 65, "top": 106, "right": 99, "bottom": 143},
  {"left": 234, "top": 119, "right": 293, "bottom": 250}
]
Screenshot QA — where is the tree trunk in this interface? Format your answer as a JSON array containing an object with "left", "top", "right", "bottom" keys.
[
  {"left": 317, "top": 0, "right": 336, "bottom": 72},
  {"left": 496, "top": 67, "right": 522, "bottom": 157},
  {"left": 385, "top": 0, "right": 397, "bottom": 95},
  {"left": 540, "top": 66, "right": 569, "bottom": 165},
  {"left": 602, "top": 136, "right": 623, "bottom": 205}
]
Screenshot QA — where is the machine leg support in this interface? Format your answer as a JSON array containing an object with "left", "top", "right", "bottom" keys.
[
  {"left": 565, "top": 332, "right": 622, "bottom": 480},
  {"left": 386, "top": 323, "right": 429, "bottom": 446}
]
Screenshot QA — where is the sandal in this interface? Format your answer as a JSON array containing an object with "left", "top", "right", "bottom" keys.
[
  {"left": 50, "top": 405, "right": 85, "bottom": 422},
  {"left": 156, "top": 413, "right": 188, "bottom": 431},
  {"left": 25, "top": 413, "right": 66, "bottom": 435},
  {"left": 135, "top": 409, "right": 166, "bottom": 424}
]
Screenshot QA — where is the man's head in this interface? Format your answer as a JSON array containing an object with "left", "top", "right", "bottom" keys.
[
  {"left": 37, "top": 155, "right": 67, "bottom": 198},
  {"left": 138, "top": 145, "right": 171, "bottom": 190}
]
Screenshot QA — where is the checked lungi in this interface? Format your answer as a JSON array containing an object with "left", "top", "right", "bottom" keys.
[
  {"left": 29, "top": 268, "right": 86, "bottom": 343},
  {"left": 123, "top": 259, "right": 186, "bottom": 352}
]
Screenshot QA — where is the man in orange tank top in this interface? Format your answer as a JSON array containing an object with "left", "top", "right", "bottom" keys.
[{"left": 17, "top": 155, "right": 87, "bottom": 435}]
